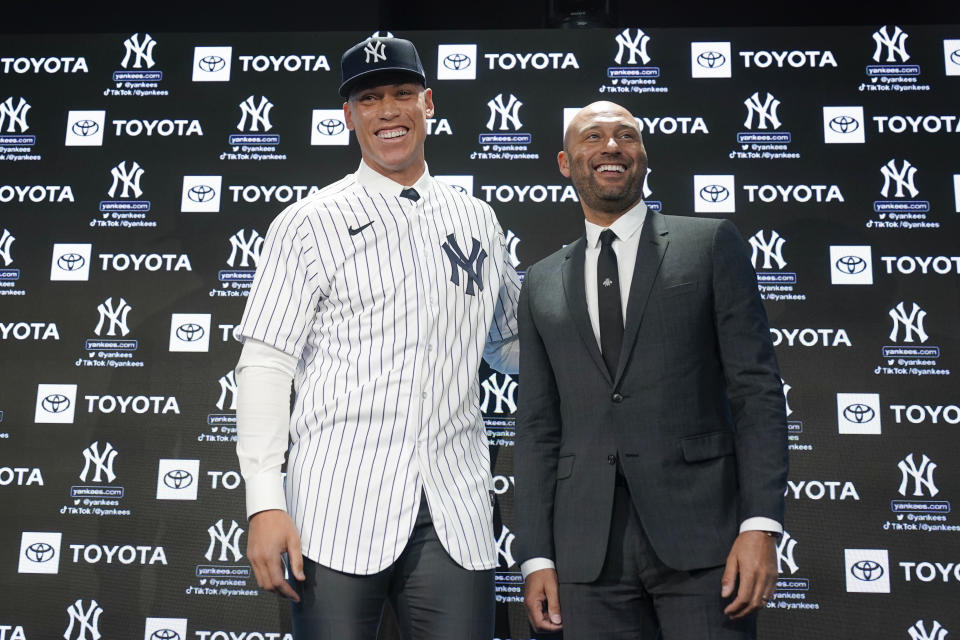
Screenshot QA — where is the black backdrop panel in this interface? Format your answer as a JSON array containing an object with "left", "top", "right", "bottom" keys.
[{"left": 1, "top": 25, "right": 959, "bottom": 640}]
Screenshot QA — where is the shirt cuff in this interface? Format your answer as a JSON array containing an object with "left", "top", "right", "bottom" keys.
[
  {"left": 244, "top": 471, "right": 287, "bottom": 518},
  {"left": 739, "top": 517, "right": 783, "bottom": 536},
  {"left": 520, "top": 557, "right": 556, "bottom": 580}
]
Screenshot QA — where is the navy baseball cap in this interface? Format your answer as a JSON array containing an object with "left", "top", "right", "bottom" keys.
[{"left": 340, "top": 37, "right": 426, "bottom": 98}]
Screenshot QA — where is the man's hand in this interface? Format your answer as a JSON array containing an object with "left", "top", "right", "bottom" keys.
[
  {"left": 524, "top": 568, "right": 563, "bottom": 633},
  {"left": 247, "top": 509, "right": 306, "bottom": 602},
  {"left": 721, "top": 530, "right": 777, "bottom": 619}
]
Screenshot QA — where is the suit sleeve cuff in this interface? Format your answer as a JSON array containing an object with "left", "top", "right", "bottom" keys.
[
  {"left": 244, "top": 471, "right": 287, "bottom": 519},
  {"left": 520, "top": 557, "right": 556, "bottom": 580},
  {"left": 739, "top": 517, "right": 782, "bottom": 536}
]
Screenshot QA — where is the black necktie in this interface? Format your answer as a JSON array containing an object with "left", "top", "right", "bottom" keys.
[
  {"left": 597, "top": 229, "right": 623, "bottom": 378},
  {"left": 399, "top": 187, "right": 420, "bottom": 202}
]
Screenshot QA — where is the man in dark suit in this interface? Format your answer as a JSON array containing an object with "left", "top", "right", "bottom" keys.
[{"left": 515, "top": 101, "right": 788, "bottom": 639}]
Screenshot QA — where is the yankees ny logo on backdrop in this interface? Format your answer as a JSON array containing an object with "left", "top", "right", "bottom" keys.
[
  {"left": 0, "top": 96, "right": 30, "bottom": 133},
  {"left": 206, "top": 519, "right": 244, "bottom": 562},
  {"left": 614, "top": 28, "right": 650, "bottom": 65},
  {"left": 108, "top": 161, "right": 144, "bottom": 199},
  {"left": 441, "top": 234, "right": 486, "bottom": 296},
  {"left": 0, "top": 229, "right": 14, "bottom": 266},
  {"left": 64, "top": 599, "right": 103, "bottom": 640}
]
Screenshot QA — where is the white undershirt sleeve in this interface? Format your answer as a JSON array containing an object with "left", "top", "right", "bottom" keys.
[
  {"left": 482, "top": 245, "right": 521, "bottom": 374},
  {"left": 235, "top": 338, "right": 298, "bottom": 519}
]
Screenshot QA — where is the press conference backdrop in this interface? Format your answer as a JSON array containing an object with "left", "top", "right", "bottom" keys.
[{"left": 1, "top": 25, "right": 958, "bottom": 640}]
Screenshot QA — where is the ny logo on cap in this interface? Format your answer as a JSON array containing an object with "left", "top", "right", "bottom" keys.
[{"left": 364, "top": 40, "right": 387, "bottom": 64}]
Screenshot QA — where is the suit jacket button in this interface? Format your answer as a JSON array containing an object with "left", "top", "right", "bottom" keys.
[
  {"left": 611, "top": 393, "right": 623, "bottom": 403},
  {"left": 607, "top": 454, "right": 617, "bottom": 465}
]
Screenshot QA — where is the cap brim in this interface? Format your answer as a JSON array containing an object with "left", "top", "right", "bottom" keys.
[{"left": 340, "top": 68, "right": 426, "bottom": 98}]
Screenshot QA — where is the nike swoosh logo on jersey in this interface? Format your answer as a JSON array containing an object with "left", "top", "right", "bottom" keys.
[{"left": 348, "top": 221, "right": 374, "bottom": 236}]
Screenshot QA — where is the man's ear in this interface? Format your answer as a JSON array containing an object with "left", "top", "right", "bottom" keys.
[
  {"left": 557, "top": 150, "right": 571, "bottom": 178},
  {"left": 424, "top": 88, "right": 434, "bottom": 118},
  {"left": 343, "top": 101, "right": 355, "bottom": 131}
]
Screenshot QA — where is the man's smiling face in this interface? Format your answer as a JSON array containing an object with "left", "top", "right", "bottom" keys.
[
  {"left": 559, "top": 101, "right": 648, "bottom": 217},
  {"left": 344, "top": 80, "right": 434, "bottom": 185}
]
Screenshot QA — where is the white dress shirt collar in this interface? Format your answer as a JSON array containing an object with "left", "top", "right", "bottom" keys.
[
  {"left": 583, "top": 200, "right": 648, "bottom": 248},
  {"left": 355, "top": 159, "right": 434, "bottom": 199}
]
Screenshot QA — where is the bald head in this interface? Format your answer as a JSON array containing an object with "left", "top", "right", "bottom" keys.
[
  {"left": 563, "top": 101, "right": 640, "bottom": 152},
  {"left": 557, "top": 100, "right": 648, "bottom": 225}
]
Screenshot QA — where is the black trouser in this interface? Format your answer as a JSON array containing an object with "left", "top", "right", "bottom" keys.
[
  {"left": 289, "top": 494, "right": 495, "bottom": 640},
  {"left": 558, "top": 484, "right": 757, "bottom": 640}
]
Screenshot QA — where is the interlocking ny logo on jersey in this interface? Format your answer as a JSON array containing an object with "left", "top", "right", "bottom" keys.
[
  {"left": 364, "top": 40, "right": 387, "bottom": 63},
  {"left": 121, "top": 32, "right": 157, "bottom": 69},
  {"left": 108, "top": 161, "right": 144, "bottom": 199},
  {"left": 0, "top": 96, "right": 31, "bottom": 133},
  {"left": 441, "top": 234, "right": 486, "bottom": 296},
  {"left": 64, "top": 599, "right": 103, "bottom": 640}
]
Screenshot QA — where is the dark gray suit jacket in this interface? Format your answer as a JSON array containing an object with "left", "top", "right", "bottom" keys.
[{"left": 515, "top": 210, "right": 788, "bottom": 583}]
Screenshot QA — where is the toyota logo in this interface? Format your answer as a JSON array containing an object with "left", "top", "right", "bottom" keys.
[
  {"left": 696, "top": 51, "right": 726, "bottom": 68},
  {"left": 198, "top": 55, "right": 225, "bottom": 72},
  {"left": 176, "top": 323, "right": 205, "bottom": 342},
  {"left": 163, "top": 469, "right": 194, "bottom": 490},
  {"left": 443, "top": 53, "right": 472, "bottom": 71},
  {"left": 188, "top": 185, "right": 216, "bottom": 203},
  {"left": 699, "top": 184, "right": 729, "bottom": 203},
  {"left": 835, "top": 256, "right": 866, "bottom": 275},
  {"left": 57, "top": 253, "right": 86, "bottom": 271},
  {"left": 851, "top": 560, "right": 884, "bottom": 581},
  {"left": 24, "top": 542, "right": 56, "bottom": 563},
  {"left": 843, "top": 403, "right": 875, "bottom": 424},
  {"left": 317, "top": 118, "right": 345, "bottom": 136},
  {"left": 42, "top": 394, "right": 71, "bottom": 414},
  {"left": 829, "top": 115, "right": 860, "bottom": 134},
  {"left": 150, "top": 630, "right": 181, "bottom": 640},
  {"left": 71, "top": 119, "right": 100, "bottom": 137},
  {"left": 951, "top": 50, "right": 960, "bottom": 66}
]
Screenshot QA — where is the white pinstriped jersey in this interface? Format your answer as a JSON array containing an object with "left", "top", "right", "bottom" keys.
[{"left": 238, "top": 162, "right": 520, "bottom": 574}]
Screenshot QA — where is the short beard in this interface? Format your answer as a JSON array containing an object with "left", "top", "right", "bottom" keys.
[{"left": 571, "top": 171, "right": 644, "bottom": 215}]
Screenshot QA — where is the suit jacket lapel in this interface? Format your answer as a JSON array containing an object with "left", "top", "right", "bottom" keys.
[
  {"left": 561, "top": 236, "right": 613, "bottom": 385},
  {"left": 615, "top": 210, "right": 669, "bottom": 385}
]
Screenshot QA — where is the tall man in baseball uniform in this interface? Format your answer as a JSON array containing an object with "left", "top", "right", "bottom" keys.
[
  {"left": 515, "top": 101, "right": 788, "bottom": 639},
  {"left": 235, "top": 36, "right": 519, "bottom": 639}
]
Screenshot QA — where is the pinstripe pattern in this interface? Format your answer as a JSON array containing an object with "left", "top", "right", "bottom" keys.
[{"left": 238, "top": 163, "right": 519, "bottom": 574}]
